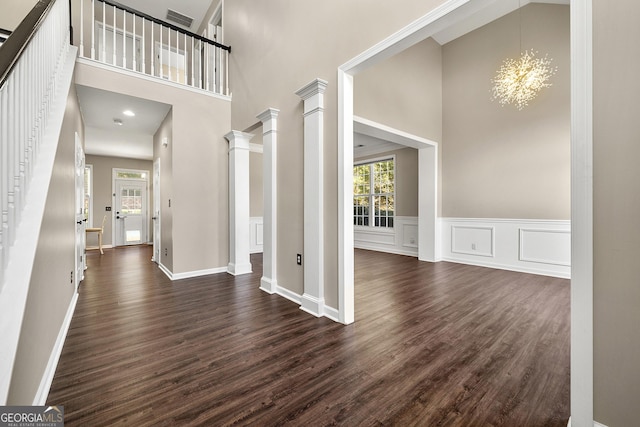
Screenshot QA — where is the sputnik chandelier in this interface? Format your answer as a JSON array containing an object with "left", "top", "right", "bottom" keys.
[{"left": 491, "top": 50, "right": 556, "bottom": 110}]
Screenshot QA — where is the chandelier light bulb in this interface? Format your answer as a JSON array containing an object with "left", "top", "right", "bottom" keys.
[{"left": 491, "top": 50, "right": 557, "bottom": 110}]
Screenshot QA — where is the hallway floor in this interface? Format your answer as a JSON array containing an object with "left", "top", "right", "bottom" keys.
[{"left": 47, "top": 246, "right": 570, "bottom": 426}]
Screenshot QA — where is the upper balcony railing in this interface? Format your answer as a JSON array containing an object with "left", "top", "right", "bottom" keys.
[{"left": 74, "top": 0, "right": 230, "bottom": 96}]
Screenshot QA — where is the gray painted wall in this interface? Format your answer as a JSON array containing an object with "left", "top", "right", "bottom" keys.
[
  {"left": 593, "top": 0, "right": 640, "bottom": 425},
  {"left": 75, "top": 61, "right": 231, "bottom": 275},
  {"left": 442, "top": 4, "right": 570, "bottom": 220},
  {"left": 8, "top": 81, "right": 83, "bottom": 404},
  {"left": 225, "top": 0, "right": 446, "bottom": 307},
  {"left": 154, "top": 110, "right": 173, "bottom": 272}
]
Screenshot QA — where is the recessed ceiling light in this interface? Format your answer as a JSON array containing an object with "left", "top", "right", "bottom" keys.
[
  {"left": 113, "top": 118, "right": 123, "bottom": 126},
  {"left": 123, "top": 110, "right": 135, "bottom": 117}
]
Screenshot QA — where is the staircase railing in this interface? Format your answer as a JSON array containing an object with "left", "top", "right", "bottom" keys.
[
  {"left": 0, "top": 0, "right": 71, "bottom": 288},
  {"left": 0, "top": 0, "right": 75, "bottom": 404},
  {"left": 75, "top": 0, "right": 231, "bottom": 96},
  {"left": 0, "top": 28, "right": 11, "bottom": 46}
]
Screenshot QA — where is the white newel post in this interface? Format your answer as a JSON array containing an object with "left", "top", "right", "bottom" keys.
[
  {"left": 296, "top": 78, "right": 328, "bottom": 317},
  {"left": 225, "top": 131, "right": 253, "bottom": 276},
  {"left": 256, "top": 108, "right": 280, "bottom": 294}
]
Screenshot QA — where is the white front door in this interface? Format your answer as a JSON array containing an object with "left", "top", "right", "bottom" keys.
[
  {"left": 114, "top": 180, "right": 147, "bottom": 246},
  {"left": 74, "top": 133, "right": 85, "bottom": 289},
  {"left": 152, "top": 158, "right": 161, "bottom": 263}
]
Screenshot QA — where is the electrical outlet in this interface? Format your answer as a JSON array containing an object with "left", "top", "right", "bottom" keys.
[
  {"left": 164, "top": 248, "right": 168, "bottom": 257},
  {"left": 471, "top": 243, "right": 477, "bottom": 250},
  {"left": 70, "top": 271, "right": 73, "bottom": 284},
  {"left": 297, "top": 254, "right": 302, "bottom": 265}
]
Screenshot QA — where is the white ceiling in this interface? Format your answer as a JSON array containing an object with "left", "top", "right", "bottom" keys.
[
  {"left": 354, "top": 133, "right": 404, "bottom": 159},
  {"left": 115, "top": 0, "right": 216, "bottom": 33},
  {"left": 76, "top": 85, "right": 171, "bottom": 160}
]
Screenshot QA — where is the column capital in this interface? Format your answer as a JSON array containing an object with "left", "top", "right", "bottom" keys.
[
  {"left": 257, "top": 108, "right": 280, "bottom": 123},
  {"left": 295, "top": 78, "right": 328, "bottom": 101},
  {"left": 224, "top": 130, "right": 254, "bottom": 151}
]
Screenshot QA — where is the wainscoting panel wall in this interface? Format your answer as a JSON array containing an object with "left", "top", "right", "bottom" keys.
[
  {"left": 354, "top": 216, "right": 418, "bottom": 257},
  {"left": 440, "top": 218, "right": 571, "bottom": 278},
  {"left": 250, "top": 217, "right": 264, "bottom": 253}
]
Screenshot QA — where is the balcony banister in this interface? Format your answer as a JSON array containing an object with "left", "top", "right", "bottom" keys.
[
  {"left": 99, "top": 0, "right": 230, "bottom": 51},
  {"left": 76, "top": 0, "right": 231, "bottom": 96},
  {"left": 0, "top": 0, "right": 57, "bottom": 88}
]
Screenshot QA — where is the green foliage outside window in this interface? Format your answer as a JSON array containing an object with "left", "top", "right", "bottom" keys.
[{"left": 353, "top": 159, "right": 394, "bottom": 227}]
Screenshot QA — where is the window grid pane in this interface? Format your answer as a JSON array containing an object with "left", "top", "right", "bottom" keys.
[{"left": 353, "top": 158, "right": 394, "bottom": 228}]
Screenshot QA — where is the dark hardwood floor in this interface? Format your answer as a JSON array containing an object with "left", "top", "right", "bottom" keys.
[{"left": 47, "top": 246, "right": 570, "bottom": 426}]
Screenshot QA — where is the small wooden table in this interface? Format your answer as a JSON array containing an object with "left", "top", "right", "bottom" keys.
[{"left": 86, "top": 216, "right": 106, "bottom": 255}]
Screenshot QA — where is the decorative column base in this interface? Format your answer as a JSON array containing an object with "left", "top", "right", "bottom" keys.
[
  {"left": 300, "top": 293, "right": 326, "bottom": 318},
  {"left": 260, "top": 277, "right": 278, "bottom": 294},
  {"left": 227, "top": 262, "right": 252, "bottom": 276}
]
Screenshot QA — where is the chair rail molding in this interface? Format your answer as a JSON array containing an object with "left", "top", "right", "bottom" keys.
[{"left": 440, "top": 218, "right": 571, "bottom": 279}]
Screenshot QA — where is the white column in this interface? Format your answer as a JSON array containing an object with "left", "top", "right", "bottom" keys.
[
  {"left": 418, "top": 145, "right": 438, "bottom": 262},
  {"left": 296, "top": 78, "right": 328, "bottom": 317},
  {"left": 225, "top": 130, "right": 253, "bottom": 276},
  {"left": 256, "top": 108, "right": 280, "bottom": 294}
]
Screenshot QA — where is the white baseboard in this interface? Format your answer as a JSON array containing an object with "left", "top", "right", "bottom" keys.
[
  {"left": 227, "top": 262, "right": 252, "bottom": 276},
  {"left": 273, "top": 285, "right": 302, "bottom": 305},
  {"left": 566, "top": 417, "right": 608, "bottom": 427},
  {"left": 300, "top": 293, "right": 325, "bottom": 317},
  {"left": 263, "top": 284, "right": 340, "bottom": 323},
  {"left": 259, "top": 277, "right": 277, "bottom": 294},
  {"left": 33, "top": 291, "right": 79, "bottom": 405},
  {"left": 157, "top": 263, "right": 227, "bottom": 281},
  {"left": 324, "top": 305, "right": 340, "bottom": 322},
  {"left": 440, "top": 218, "right": 571, "bottom": 279}
]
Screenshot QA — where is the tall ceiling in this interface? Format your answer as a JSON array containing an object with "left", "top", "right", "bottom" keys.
[{"left": 76, "top": 0, "right": 569, "bottom": 160}]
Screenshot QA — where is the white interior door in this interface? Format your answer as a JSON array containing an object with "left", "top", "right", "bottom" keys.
[
  {"left": 96, "top": 24, "right": 141, "bottom": 71},
  {"left": 74, "top": 133, "right": 86, "bottom": 289},
  {"left": 115, "top": 180, "right": 147, "bottom": 246},
  {"left": 152, "top": 159, "right": 161, "bottom": 263}
]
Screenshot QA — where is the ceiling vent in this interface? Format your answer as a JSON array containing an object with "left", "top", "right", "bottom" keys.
[{"left": 166, "top": 9, "right": 194, "bottom": 28}]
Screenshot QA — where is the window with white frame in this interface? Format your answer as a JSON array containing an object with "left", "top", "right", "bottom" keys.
[{"left": 353, "top": 157, "right": 395, "bottom": 228}]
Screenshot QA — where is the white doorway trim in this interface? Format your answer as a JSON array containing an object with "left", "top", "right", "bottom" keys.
[
  {"left": 111, "top": 168, "right": 150, "bottom": 247},
  {"left": 337, "top": 0, "right": 592, "bottom": 423},
  {"left": 152, "top": 159, "right": 161, "bottom": 263},
  {"left": 354, "top": 116, "right": 438, "bottom": 262},
  {"left": 75, "top": 133, "right": 86, "bottom": 289}
]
